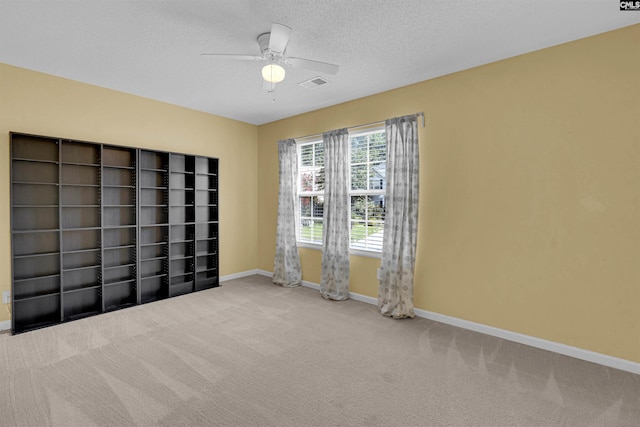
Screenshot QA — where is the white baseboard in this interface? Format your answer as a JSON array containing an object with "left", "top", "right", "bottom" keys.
[
  {"left": 0, "top": 320, "right": 10, "bottom": 332},
  {"left": 412, "top": 308, "right": 640, "bottom": 375},
  {"left": 253, "top": 269, "right": 640, "bottom": 375},
  {"left": 220, "top": 269, "right": 260, "bottom": 282},
  {"left": 257, "top": 270, "right": 323, "bottom": 291},
  {"left": 302, "top": 280, "right": 320, "bottom": 290},
  {"left": 256, "top": 269, "right": 273, "bottom": 278}
]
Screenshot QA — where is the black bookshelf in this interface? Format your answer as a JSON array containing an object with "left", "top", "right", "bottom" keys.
[
  {"left": 194, "top": 156, "right": 219, "bottom": 291},
  {"left": 9, "top": 133, "right": 219, "bottom": 333},
  {"left": 11, "top": 134, "right": 61, "bottom": 331},
  {"left": 60, "top": 141, "right": 102, "bottom": 321},
  {"left": 168, "top": 154, "right": 196, "bottom": 297},
  {"left": 139, "top": 150, "right": 170, "bottom": 303},
  {"left": 102, "top": 146, "right": 137, "bottom": 311}
]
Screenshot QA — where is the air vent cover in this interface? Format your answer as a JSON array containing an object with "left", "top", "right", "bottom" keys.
[{"left": 298, "top": 76, "right": 330, "bottom": 89}]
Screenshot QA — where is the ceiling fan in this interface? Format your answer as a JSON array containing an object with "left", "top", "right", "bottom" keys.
[{"left": 201, "top": 23, "right": 339, "bottom": 90}]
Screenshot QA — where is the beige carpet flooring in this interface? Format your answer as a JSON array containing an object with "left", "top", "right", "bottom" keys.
[{"left": 0, "top": 274, "right": 638, "bottom": 426}]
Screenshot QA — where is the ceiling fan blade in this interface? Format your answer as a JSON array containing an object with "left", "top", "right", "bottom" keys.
[
  {"left": 287, "top": 57, "right": 339, "bottom": 75},
  {"left": 269, "top": 23, "right": 292, "bottom": 53},
  {"left": 200, "top": 54, "right": 263, "bottom": 61}
]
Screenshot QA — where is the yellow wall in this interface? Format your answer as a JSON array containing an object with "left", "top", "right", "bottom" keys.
[
  {"left": 0, "top": 63, "right": 259, "bottom": 324},
  {"left": 2, "top": 24, "right": 639, "bottom": 363},
  {"left": 258, "top": 24, "right": 640, "bottom": 362}
]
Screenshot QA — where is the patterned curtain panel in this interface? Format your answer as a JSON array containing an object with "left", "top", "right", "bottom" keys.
[
  {"left": 378, "top": 115, "right": 420, "bottom": 318},
  {"left": 273, "top": 139, "right": 302, "bottom": 287},
  {"left": 320, "top": 129, "right": 350, "bottom": 300}
]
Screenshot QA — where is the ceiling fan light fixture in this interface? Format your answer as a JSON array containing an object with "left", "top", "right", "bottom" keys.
[{"left": 262, "top": 63, "right": 286, "bottom": 83}]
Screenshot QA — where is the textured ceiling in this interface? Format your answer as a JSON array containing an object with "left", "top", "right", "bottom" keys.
[{"left": 1, "top": 1, "right": 638, "bottom": 125}]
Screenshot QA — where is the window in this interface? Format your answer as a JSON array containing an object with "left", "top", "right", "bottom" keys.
[
  {"left": 349, "top": 129, "right": 386, "bottom": 251},
  {"left": 298, "top": 142, "right": 325, "bottom": 244},
  {"left": 297, "top": 128, "right": 386, "bottom": 253}
]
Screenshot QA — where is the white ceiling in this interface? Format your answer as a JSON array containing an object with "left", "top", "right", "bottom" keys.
[{"left": 1, "top": 1, "right": 638, "bottom": 125}]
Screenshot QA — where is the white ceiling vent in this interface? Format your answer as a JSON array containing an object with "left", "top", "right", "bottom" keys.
[{"left": 298, "top": 76, "right": 330, "bottom": 89}]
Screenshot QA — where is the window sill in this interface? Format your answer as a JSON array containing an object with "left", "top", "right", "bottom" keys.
[
  {"left": 296, "top": 241, "right": 382, "bottom": 259},
  {"left": 297, "top": 241, "right": 322, "bottom": 251},
  {"left": 350, "top": 248, "right": 382, "bottom": 259}
]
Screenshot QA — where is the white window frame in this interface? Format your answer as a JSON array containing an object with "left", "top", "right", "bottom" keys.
[
  {"left": 297, "top": 138, "right": 325, "bottom": 248},
  {"left": 348, "top": 127, "right": 386, "bottom": 256},
  {"left": 296, "top": 126, "right": 386, "bottom": 259}
]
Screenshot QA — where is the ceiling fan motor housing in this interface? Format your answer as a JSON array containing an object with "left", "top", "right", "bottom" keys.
[{"left": 258, "top": 33, "right": 273, "bottom": 56}]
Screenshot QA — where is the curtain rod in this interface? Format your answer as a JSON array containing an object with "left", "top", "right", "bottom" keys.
[{"left": 290, "top": 111, "right": 425, "bottom": 142}]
